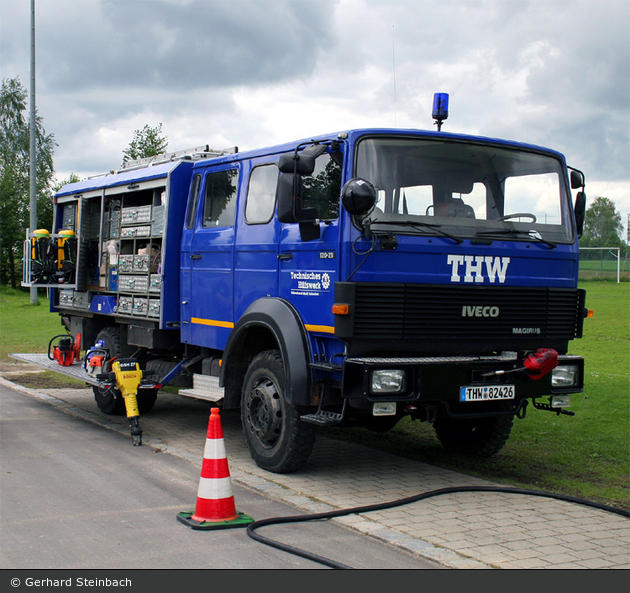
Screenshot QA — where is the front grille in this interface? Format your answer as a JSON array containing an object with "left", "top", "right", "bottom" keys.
[{"left": 346, "top": 283, "right": 582, "bottom": 343}]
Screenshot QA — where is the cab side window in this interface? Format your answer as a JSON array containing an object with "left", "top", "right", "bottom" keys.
[
  {"left": 302, "top": 153, "right": 341, "bottom": 220},
  {"left": 185, "top": 173, "right": 201, "bottom": 229},
  {"left": 202, "top": 169, "right": 239, "bottom": 227},
  {"left": 246, "top": 164, "right": 278, "bottom": 224}
]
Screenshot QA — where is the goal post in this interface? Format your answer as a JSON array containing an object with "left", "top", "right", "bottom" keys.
[{"left": 579, "top": 247, "right": 621, "bottom": 283}]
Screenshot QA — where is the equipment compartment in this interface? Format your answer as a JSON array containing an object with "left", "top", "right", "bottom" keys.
[{"left": 121, "top": 205, "right": 152, "bottom": 226}]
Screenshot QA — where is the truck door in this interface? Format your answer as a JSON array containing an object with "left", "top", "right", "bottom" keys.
[
  {"left": 234, "top": 161, "right": 281, "bottom": 320},
  {"left": 180, "top": 172, "right": 201, "bottom": 344},
  {"left": 181, "top": 166, "right": 239, "bottom": 350},
  {"left": 277, "top": 152, "right": 342, "bottom": 335}
]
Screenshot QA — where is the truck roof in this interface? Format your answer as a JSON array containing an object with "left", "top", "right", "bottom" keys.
[
  {"left": 55, "top": 160, "right": 183, "bottom": 198},
  {"left": 188, "top": 127, "right": 567, "bottom": 169},
  {"left": 55, "top": 128, "right": 566, "bottom": 196}
]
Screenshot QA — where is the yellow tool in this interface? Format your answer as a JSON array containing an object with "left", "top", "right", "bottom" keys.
[{"left": 97, "top": 358, "right": 160, "bottom": 446}]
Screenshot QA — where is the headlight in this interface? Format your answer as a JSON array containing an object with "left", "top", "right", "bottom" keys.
[
  {"left": 550, "top": 395, "right": 571, "bottom": 408},
  {"left": 551, "top": 365, "right": 579, "bottom": 387},
  {"left": 371, "top": 369, "right": 406, "bottom": 394},
  {"left": 373, "top": 402, "right": 397, "bottom": 416}
]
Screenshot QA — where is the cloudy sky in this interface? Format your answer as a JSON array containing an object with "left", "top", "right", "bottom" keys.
[{"left": 2, "top": 0, "right": 629, "bottom": 228}]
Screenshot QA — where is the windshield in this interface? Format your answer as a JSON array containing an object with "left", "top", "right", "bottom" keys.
[{"left": 355, "top": 137, "right": 574, "bottom": 243}]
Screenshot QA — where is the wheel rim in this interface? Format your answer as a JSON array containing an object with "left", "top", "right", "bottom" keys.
[{"left": 245, "top": 377, "right": 283, "bottom": 449}]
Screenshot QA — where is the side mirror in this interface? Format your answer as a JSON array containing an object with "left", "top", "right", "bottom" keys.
[
  {"left": 570, "top": 169, "right": 585, "bottom": 190},
  {"left": 574, "top": 191, "right": 586, "bottom": 238},
  {"left": 277, "top": 173, "right": 301, "bottom": 223},
  {"left": 278, "top": 144, "right": 328, "bottom": 175},
  {"left": 341, "top": 178, "right": 377, "bottom": 215},
  {"left": 276, "top": 172, "right": 321, "bottom": 241},
  {"left": 298, "top": 220, "right": 321, "bottom": 242}
]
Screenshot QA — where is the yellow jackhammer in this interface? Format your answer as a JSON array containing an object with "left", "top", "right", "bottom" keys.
[{"left": 96, "top": 358, "right": 160, "bottom": 446}]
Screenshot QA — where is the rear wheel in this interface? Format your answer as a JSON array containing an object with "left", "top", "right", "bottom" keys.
[
  {"left": 241, "top": 350, "right": 316, "bottom": 473},
  {"left": 144, "top": 358, "right": 193, "bottom": 388},
  {"left": 94, "top": 384, "right": 125, "bottom": 415},
  {"left": 91, "top": 327, "right": 126, "bottom": 415},
  {"left": 433, "top": 410, "right": 514, "bottom": 458},
  {"left": 136, "top": 389, "right": 158, "bottom": 413}
]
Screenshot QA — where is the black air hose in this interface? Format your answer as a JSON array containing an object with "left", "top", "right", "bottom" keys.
[{"left": 246, "top": 485, "right": 630, "bottom": 570}]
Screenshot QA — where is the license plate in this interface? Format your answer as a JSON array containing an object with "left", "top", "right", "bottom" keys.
[{"left": 460, "top": 385, "right": 515, "bottom": 402}]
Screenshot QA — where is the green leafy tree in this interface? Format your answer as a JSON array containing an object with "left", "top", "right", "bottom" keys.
[
  {"left": 122, "top": 123, "right": 168, "bottom": 164},
  {"left": 580, "top": 197, "right": 623, "bottom": 245},
  {"left": 0, "top": 77, "right": 56, "bottom": 287},
  {"left": 579, "top": 196, "right": 628, "bottom": 260},
  {"left": 54, "top": 172, "right": 81, "bottom": 192}
]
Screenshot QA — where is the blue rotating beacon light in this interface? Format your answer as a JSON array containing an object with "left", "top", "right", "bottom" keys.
[{"left": 432, "top": 93, "right": 449, "bottom": 131}]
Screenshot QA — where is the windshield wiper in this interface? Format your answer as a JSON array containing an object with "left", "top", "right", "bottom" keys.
[
  {"left": 367, "top": 218, "right": 464, "bottom": 244},
  {"left": 474, "top": 228, "right": 557, "bottom": 249}
]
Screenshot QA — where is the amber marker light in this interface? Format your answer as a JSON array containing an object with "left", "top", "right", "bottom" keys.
[{"left": 332, "top": 304, "right": 349, "bottom": 315}]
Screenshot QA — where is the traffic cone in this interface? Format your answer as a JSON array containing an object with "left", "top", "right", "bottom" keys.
[{"left": 177, "top": 407, "right": 254, "bottom": 530}]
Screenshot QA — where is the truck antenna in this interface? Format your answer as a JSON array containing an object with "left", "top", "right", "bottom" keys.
[{"left": 392, "top": 25, "right": 397, "bottom": 127}]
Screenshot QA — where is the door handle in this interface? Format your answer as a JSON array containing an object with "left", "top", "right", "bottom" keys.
[
  {"left": 190, "top": 253, "right": 202, "bottom": 260},
  {"left": 277, "top": 253, "right": 293, "bottom": 261}
]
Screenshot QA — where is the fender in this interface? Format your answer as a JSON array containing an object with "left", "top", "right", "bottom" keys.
[{"left": 221, "top": 297, "right": 312, "bottom": 408}]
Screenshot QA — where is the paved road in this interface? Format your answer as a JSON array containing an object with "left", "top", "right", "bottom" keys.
[
  {"left": 0, "top": 381, "right": 444, "bottom": 571},
  {"left": 1, "top": 368, "right": 629, "bottom": 570}
]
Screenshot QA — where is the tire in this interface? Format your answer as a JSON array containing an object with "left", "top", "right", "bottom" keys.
[
  {"left": 241, "top": 350, "right": 316, "bottom": 473},
  {"left": 433, "top": 410, "right": 514, "bottom": 458},
  {"left": 94, "top": 384, "right": 125, "bottom": 415},
  {"left": 137, "top": 389, "right": 158, "bottom": 413},
  {"left": 145, "top": 358, "right": 192, "bottom": 388},
  {"left": 92, "top": 326, "right": 126, "bottom": 415}
]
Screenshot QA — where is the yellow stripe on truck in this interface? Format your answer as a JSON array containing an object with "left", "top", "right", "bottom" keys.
[{"left": 191, "top": 317, "right": 235, "bottom": 329}]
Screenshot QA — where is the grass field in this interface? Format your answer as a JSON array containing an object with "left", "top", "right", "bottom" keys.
[
  {"left": 579, "top": 258, "right": 629, "bottom": 282},
  {"left": 1, "top": 282, "right": 629, "bottom": 510}
]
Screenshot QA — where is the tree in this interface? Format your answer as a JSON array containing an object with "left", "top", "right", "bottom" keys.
[
  {"left": 580, "top": 197, "right": 623, "bottom": 247},
  {"left": 54, "top": 172, "right": 82, "bottom": 193},
  {"left": 0, "top": 77, "right": 56, "bottom": 288},
  {"left": 122, "top": 123, "right": 168, "bottom": 164}
]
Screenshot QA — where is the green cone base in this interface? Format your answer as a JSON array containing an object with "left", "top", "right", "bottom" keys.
[{"left": 177, "top": 511, "right": 254, "bottom": 530}]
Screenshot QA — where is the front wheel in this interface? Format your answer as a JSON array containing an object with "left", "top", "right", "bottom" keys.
[
  {"left": 241, "top": 350, "right": 316, "bottom": 473},
  {"left": 433, "top": 410, "right": 514, "bottom": 458}
]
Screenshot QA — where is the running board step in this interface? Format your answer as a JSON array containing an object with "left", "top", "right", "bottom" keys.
[
  {"left": 178, "top": 374, "right": 224, "bottom": 403},
  {"left": 300, "top": 410, "right": 344, "bottom": 427}
]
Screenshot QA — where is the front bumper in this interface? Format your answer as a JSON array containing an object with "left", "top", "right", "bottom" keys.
[{"left": 341, "top": 352, "right": 584, "bottom": 404}]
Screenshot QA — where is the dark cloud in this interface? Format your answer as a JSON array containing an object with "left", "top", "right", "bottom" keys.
[
  {"left": 1, "top": 0, "right": 627, "bottom": 205},
  {"left": 37, "top": 0, "right": 338, "bottom": 92}
]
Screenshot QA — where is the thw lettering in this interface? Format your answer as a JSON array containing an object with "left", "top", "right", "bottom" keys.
[{"left": 447, "top": 255, "right": 510, "bottom": 283}]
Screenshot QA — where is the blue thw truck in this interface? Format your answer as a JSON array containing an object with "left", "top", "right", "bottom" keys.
[{"left": 18, "top": 107, "right": 589, "bottom": 472}]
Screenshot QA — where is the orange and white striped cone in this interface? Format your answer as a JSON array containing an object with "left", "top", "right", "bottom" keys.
[{"left": 177, "top": 407, "right": 254, "bottom": 530}]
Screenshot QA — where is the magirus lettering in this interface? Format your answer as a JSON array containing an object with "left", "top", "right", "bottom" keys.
[
  {"left": 462, "top": 305, "right": 500, "bottom": 317},
  {"left": 447, "top": 255, "right": 510, "bottom": 283},
  {"left": 512, "top": 327, "right": 541, "bottom": 334}
]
